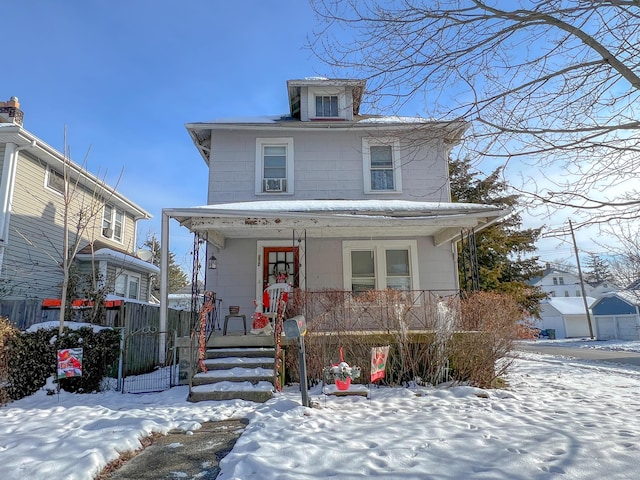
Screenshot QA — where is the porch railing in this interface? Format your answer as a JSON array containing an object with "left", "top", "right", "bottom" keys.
[{"left": 288, "top": 289, "right": 461, "bottom": 332}]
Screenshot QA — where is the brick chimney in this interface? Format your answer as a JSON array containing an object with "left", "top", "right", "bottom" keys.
[{"left": 0, "top": 97, "right": 24, "bottom": 126}]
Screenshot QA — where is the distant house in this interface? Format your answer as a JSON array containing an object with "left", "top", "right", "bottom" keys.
[
  {"left": 168, "top": 283, "right": 204, "bottom": 311},
  {"left": 0, "top": 97, "right": 158, "bottom": 321},
  {"left": 529, "top": 262, "right": 615, "bottom": 299},
  {"left": 160, "top": 77, "right": 508, "bottom": 327},
  {"left": 536, "top": 296, "right": 597, "bottom": 339},
  {"left": 591, "top": 289, "right": 640, "bottom": 340},
  {"left": 530, "top": 263, "right": 587, "bottom": 298}
]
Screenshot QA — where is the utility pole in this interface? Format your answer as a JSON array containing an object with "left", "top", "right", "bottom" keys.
[{"left": 569, "top": 219, "right": 595, "bottom": 339}]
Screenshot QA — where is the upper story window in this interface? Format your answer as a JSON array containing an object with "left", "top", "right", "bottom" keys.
[
  {"left": 45, "top": 168, "right": 66, "bottom": 195},
  {"left": 559, "top": 277, "right": 565, "bottom": 285},
  {"left": 316, "top": 95, "right": 339, "bottom": 117},
  {"left": 114, "top": 270, "right": 140, "bottom": 300},
  {"left": 102, "top": 204, "right": 124, "bottom": 242},
  {"left": 343, "top": 240, "right": 418, "bottom": 293},
  {"left": 552, "top": 277, "right": 558, "bottom": 285},
  {"left": 308, "top": 87, "right": 346, "bottom": 120},
  {"left": 362, "top": 137, "right": 402, "bottom": 193},
  {"left": 255, "top": 138, "right": 294, "bottom": 194}
]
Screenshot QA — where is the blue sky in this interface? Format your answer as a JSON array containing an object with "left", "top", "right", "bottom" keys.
[
  {"left": 3, "top": 1, "right": 336, "bottom": 266},
  {"left": 3, "top": 1, "right": 602, "bottom": 269}
]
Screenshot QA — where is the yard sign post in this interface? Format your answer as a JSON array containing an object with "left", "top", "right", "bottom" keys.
[{"left": 283, "top": 315, "right": 310, "bottom": 408}]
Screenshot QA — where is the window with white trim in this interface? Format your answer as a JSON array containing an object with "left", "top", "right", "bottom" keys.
[
  {"left": 114, "top": 270, "right": 140, "bottom": 300},
  {"left": 362, "top": 137, "right": 402, "bottom": 193},
  {"left": 255, "top": 138, "right": 294, "bottom": 194},
  {"left": 343, "top": 240, "right": 419, "bottom": 293},
  {"left": 307, "top": 87, "right": 346, "bottom": 119},
  {"left": 316, "top": 95, "right": 339, "bottom": 117},
  {"left": 102, "top": 204, "right": 124, "bottom": 242},
  {"left": 45, "top": 168, "right": 65, "bottom": 195}
]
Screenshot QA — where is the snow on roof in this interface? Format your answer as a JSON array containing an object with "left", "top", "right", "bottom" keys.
[
  {"left": 191, "top": 115, "right": 452, "bottom": 125},
  {"left": 608, "top": 290, "right": 640, "bottom": 306},
  {"left": 75, "top": 248, "right": 160, "bottom": 274},
  {"left": 26, "top": 321, "right": 111, "bottom": 333},
  {"left": 188, "top": 199, "right": 502, "bottom": 216},
  {"left": 357, "top": 115, "right": 435, "bottom": 124},
  {"left": 545, "top": 297, "right": 596, "bottom": 315}
]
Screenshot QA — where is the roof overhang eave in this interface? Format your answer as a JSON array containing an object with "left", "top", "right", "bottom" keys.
[{"left": 163, "top": 205, "right": 510, "bottom": 248}]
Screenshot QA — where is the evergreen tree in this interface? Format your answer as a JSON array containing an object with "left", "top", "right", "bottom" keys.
[
  {"left": 450, "top": 158, "right": 546, "bottom": 315},
  {"left": 143, "top": 235, "right": 189, "bottom": 295},
  {"left": 584, "top": 253, "right": 611, "bottom": 285}
]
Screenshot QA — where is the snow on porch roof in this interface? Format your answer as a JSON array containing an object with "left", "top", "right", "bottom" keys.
[
  {"left": 168, "top": 199, "right": 506, "bottom": 217},
  {"left": 164, "top": 200, "right": 509, "bottom": 248}
]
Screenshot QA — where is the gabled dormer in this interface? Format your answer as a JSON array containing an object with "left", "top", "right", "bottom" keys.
[{"left": 287, "top": 77, "right": 366, "bottom": 122}]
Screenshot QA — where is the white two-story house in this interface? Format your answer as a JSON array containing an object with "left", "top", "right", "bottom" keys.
[
  {"left": 0, "top": 97, "right": 158, "bottom": 325},
  {"left": 160, "top": 77, "right": 507, "bottom": 327}
]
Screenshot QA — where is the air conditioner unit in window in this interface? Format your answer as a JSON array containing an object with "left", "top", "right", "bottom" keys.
[
  {"left": 264, "top": 178, "right": 286, "bottom": 192},
  {"left": 102, "top": 227, "right": 113, "bottom": 238}
]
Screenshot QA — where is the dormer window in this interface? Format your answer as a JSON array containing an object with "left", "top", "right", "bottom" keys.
[
  {"left": 308, "top": 87, "right": 346, "bottom": 120},
  {"left": 316, "top": 95, "right": 339, "bottom": 117}
]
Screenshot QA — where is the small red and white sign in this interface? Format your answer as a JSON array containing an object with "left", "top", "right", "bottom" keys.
[{"left": 370, "top": 345, "right": 390, "bottom": 383}]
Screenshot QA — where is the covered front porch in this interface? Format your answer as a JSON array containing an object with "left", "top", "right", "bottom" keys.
[
  {"left": 159, "top": 200, "right": 507, "bottom": 330},
  {"left": 159, "top": 200, "right": 507, "bottom": 401}
]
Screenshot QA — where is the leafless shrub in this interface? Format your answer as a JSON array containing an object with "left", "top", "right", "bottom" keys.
[{"left": 285, "top": 289, "right": 526, "bottom": 388}]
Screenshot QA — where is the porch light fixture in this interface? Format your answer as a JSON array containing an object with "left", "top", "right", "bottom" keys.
[{"left": 207, "top": 255, "right": 217, "bottom": 270}]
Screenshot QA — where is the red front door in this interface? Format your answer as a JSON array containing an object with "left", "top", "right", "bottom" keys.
[{"left": 262, "top": 246, "right": 299, "bottom": 290}]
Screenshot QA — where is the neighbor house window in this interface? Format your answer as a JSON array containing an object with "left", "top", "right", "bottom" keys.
[
  {"left": 45, "top": 168, "right": 66, "bottom": 195},
  {"left": 102, "top": 204, "right": 124, "bottom": 242},
  {"left": 362, "top": 137, "right": 402, "bottom": 193},
  {"left": 255, "top": 138, "right": 294, "bottom": 194},
  {"left": 343, "top": 240, "right": 418, "bottom": 293},
  {"left": 316, "top": 95, "right": 339, "bottom": 117},
  {"left": 553, "top": 277, "right": 558, "bottom": 285},
  {"left": 114, "top": 271, "right": 140, "bottom": 300}
]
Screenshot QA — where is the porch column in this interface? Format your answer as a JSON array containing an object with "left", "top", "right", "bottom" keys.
[{"left": 159, "top": 210, "right": 170, "bottom": 362}]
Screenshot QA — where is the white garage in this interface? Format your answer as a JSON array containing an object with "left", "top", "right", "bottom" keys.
[{"left": 537, "top": 297, "right": 597, "bottom": 339}]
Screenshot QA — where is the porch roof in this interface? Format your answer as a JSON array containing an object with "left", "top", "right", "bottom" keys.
[{"left": 163, "top": 200, "right": 509, "bottom": 248}]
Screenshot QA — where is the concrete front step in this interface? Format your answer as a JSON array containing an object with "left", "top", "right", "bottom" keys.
[
  {"left": 202, "top": 356, "right": 275, "bottom": 370},
  {"left": 206, "top": 333, "right": 275, "bottom": 349},
  {"left": 192, "top": 366, "right": 275, "bottom": 386},
  {"left": 205, "top": 347, "right": 275, "bottom": 359},
  {"left": 188, "top": 345, "right": 278, "bottom": 403},
  {"left": 189, "top": 381, "right": 274, "bottom": 403}
]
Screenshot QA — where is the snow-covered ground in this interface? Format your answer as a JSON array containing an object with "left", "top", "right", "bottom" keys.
[{"left": 2, "top": 339, "right": 640, "bottom": 480}]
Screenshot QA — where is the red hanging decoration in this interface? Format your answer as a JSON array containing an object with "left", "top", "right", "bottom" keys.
[{"left": 198, "top": 291, "right": 215, "bottom": 373}]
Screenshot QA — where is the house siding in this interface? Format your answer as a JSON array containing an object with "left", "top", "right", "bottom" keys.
[
  {"left": 0, "top": 143, "right": 5, "bottom": 178},
  {"left": 0, "top": 150, "right": 145, "bottom": 301},
  {"left": 207, "top": 129, "right": 450, "bottom": 204},
  {"left": 209, "top": 235, "right": 458, "bottom": 318},
  {"left": 592, "top": 296, "right": 636, "bottom": 316},
  {"left": 1, "top": 151, "right": 67, "bottom": 298}
]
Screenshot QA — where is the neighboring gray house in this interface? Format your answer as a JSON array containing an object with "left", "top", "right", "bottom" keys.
[
  {"left": 0, "top": 97, "right": 158, "bottom": 318},
  {"left": 591, "top": 290, "right": 640, "bottom": 340},
  {"left": 159, "top": 77, "right": 507, "bottom": 327}
]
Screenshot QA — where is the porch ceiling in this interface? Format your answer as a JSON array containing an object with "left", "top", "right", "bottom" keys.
[{"left": 164, "top": 200, "right": 509, "bottom": 249}]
